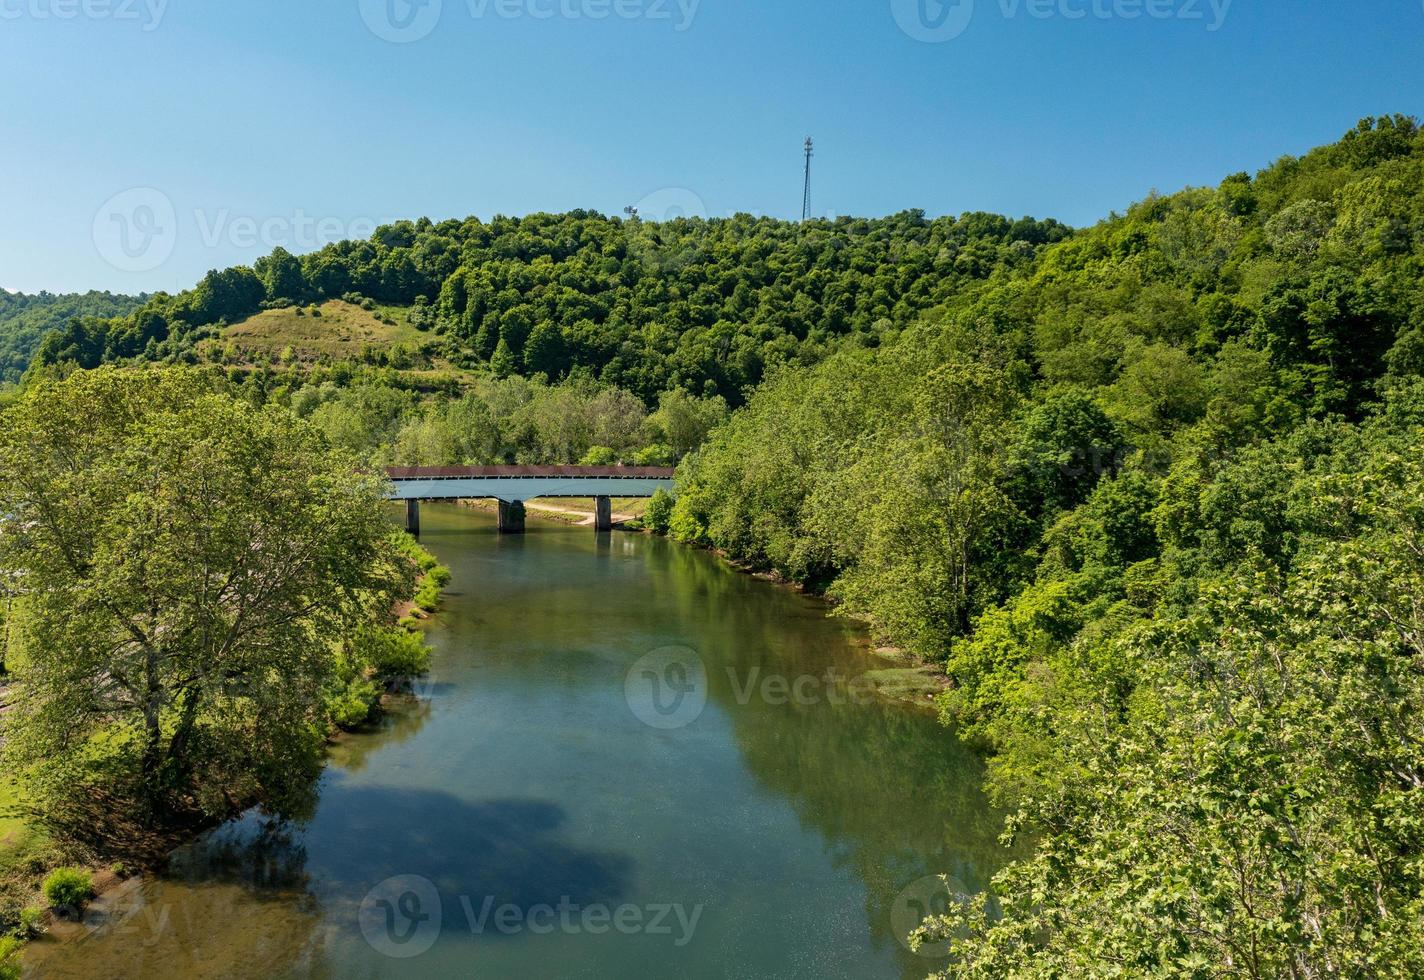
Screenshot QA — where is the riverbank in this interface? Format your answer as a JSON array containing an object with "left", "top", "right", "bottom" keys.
[
  {"left": 459, "top": 497, "right": 650, "bottom": 527},
  {"left": 675, "top": 542, "right": 952, "bottom": 710},
  {"left": 0, "top": 532, "right": 454, "bottom": 961}
]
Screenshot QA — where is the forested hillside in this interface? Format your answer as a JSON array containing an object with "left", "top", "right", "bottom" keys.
[
  {"left": 0, "top": 290, "right": 142, "bottom": 383},
  {"left": 30, "top": 209, "right": 1069, "bottom": 402},
  {"left": 671, "top": 115, "right": 1424, "bottom": 972}
]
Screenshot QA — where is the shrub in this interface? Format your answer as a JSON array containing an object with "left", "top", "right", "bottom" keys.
[
  {"left": 645, "top": 489, "right": 675, "bottom": 535},
  {"left": 633, "top": 444, "right": 674, "bottom": 466},
  {"left": 580, "top": 446, "right": 618, "bottom": 466},
  {"left": 354, "top": 625, "right": 431, "bottom": 679},
  {"left": 0, "top": 935, "right": 21, "bottom": 980},
  {"left": 326, "top": 676, "right": 379, "bottom": 729},
  {"left": 42, "top": 868, "right": 92, "bottom": 916},
  {"left": 18, "top": 905, "right": 45, "bottom": 936},
  {"left": 413, "top": 563, "right": 450, "bottom": 612}
]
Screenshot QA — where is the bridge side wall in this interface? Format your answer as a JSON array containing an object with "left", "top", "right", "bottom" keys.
[{"left": 386, "top": 477, "right": 675, "bottom": 502}]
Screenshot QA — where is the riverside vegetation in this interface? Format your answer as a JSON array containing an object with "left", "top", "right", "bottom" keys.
[
  {"left": 0, "top": 369, "right": 447, "bottom": 969},
  {"left": 1, "top": 116, "right": 1422, "bottom": 975}
]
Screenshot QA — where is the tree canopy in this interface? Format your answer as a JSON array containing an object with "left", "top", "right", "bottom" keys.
[{"left": 0, "top": 368, "right": 414, "bottom": 825}]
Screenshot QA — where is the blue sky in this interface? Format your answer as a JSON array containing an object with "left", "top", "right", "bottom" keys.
[{"left": 1, "top": 0, "right": 1421, "bottom": 294}]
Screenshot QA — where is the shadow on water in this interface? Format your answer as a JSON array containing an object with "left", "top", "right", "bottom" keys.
[
  {"left": 26, "top": 789, "right": 634, "bottom": 979},
  {"left": 307, "top": 783, "right": 635, "bottom": 920}
]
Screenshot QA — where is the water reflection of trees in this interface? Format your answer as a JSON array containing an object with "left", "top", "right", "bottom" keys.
[
  {"left": 329, "top": 691, "right": 436, "bottom": 774},
  {"left": 26, "top": 815, "right": 327, "bottom": 980},
  {"left": 641, "top": 533, "right": 1015, "bottom": 972}
]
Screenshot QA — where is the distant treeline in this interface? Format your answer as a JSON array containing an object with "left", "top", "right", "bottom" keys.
[
  {"left": 0, "top": 290, "right": 143, "bottom": 384},
  {"left": 29, "top": 209, "right": 1070, "bottom": 402}
]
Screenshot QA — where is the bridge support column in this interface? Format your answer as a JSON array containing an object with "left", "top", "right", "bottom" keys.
[
  {"left": 405, "top": 499, "right": 421, "bottom": 538},
  {"left": 594, "top": 496, "right": 613, "bottom": 532},
  {"left": 497, "top": 500, "right": 526, "bottom": 535}
]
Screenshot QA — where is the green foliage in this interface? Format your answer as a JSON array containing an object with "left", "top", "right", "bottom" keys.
[
  {"left": 644, "top": 489, "right": 674, "bottom": 535},
  {"left": 670, "top": 118, "right": 1424, "bottom": 973},
  {"left": 29, "top": 211, "right": 1070, "bottom": 404},
  {"left": 320, "top": 535, "right": 441, "bottom": 730},
  {"left": 356, "top": 625, "right": 432, "bottom": 678},
  {"left": 0, "top": 368, "right": 415, "bottom": 823},
  {"left": 17, "top": 905, "right": 44, "bottom": 937},
  {"left": 410, "top": 559, "right": 451, "bottom": 613},
  {"left": 41, "top": 867, "right": 91, "bottom": 913},
  {"left": 0, "top": 935, "right": 19, "bottom": 980},
  {"left": 0, "top": 290, "right": 143, "bottom": 382}
]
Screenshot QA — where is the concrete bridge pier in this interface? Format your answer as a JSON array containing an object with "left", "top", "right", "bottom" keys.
[
  {"left": 497, "top": 500, "right": 526, "bottom": 535},
  {"left": 594, "top": 496, "right": 613, "bottom": 532},
  {"left": 405, "top": 499, "right": 421, "bottom": 538}
]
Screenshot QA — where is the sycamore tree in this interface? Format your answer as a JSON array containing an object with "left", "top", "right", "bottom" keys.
[{"left": 0, "top": 368, "right": 411, "bottom": 824}]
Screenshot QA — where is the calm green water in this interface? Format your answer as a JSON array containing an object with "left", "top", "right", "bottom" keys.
[{"left": 26, "top": 504, "right": 1008, "bottom": 979}]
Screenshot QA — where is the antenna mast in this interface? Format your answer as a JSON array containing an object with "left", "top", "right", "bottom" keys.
[{"left": 801, "top": 136, "right": 814, "bottom": 222}]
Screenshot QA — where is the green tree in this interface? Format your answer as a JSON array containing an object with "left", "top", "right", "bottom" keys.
[
  {"left": 524, "top": 321, "right": 568, "bottom": 378},
  {"left": 0, "top": 368, "right": 412, "bottom": 823},
  {"left": 254, "top": 247, "right": 307, "bottom": 304}
]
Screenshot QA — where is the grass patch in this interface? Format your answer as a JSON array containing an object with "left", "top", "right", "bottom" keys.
[
  {"left": 0, "top": 775, "right": 42, "bottom": 869},
  {"left": 215, "top": 300, "right": 434, "bottom": 364},
  {"left": 859, "top": 666, "right": 949, "bottom": 706}
]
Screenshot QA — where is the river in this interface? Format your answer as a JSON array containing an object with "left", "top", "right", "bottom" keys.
[{"left": 25, "top": 503, "right": 1010, "bottom": 979}]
